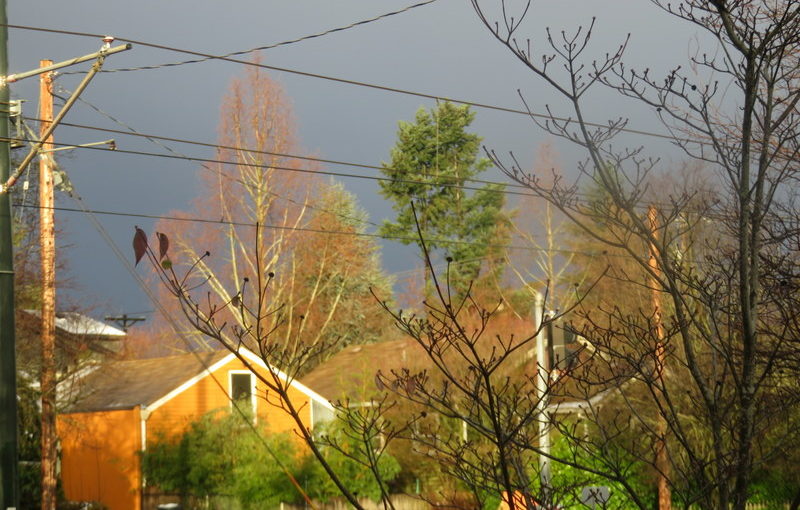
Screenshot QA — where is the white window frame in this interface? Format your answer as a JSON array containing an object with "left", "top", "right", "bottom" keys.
[{"left": 228, "top": 370, "right": 257, "bottom": 418}]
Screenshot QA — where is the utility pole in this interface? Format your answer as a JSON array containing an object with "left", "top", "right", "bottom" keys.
[
  {"left": 104, "top": 314, "right": 145, "bottom": 333},
  {"left": 0, "top": 39, "right": 130, "bottom": 194},
  {"left": 533, "top": 292, "right": 551, "bottom": 502},
  {"left": 0, "top": 1, "right": 19, "bottom": 509},
  {"left": 648, "top": 205, "right": 671, "bottom": 510},
  {"left": 38, "top": 61, "right": 56, "bottom": 510},
  {"left": 0, "top": 37, "right": 130, "bottom": 510}
]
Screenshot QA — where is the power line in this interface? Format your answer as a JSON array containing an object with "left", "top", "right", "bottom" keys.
[
  {"left": 17, "top": 135, "right": 738, "bottom": 222},
  {"left": 9, "top": 112, "right": 738, "bottom": 232},
  {"left": 13, "top": 201, "right": 656, "bottom": 260},
  {"left": 48, "top": 87, "right": 382, "bottom": 231},
  {"left": 14, "top": 200, "right": 539, "bottom": 251},
  {"left": 3, "top": 23, "right": 685, "bottom": 145},
  {"left": 65, "top": 1, "right": 439, "bottom": 74},
  {"left": 10, "top": 135, "right": 729, "bottom": 265},
  {"left": 7, "top": 132, "right": 734, "bottom": 221},
  {"left": 10, "top": 137, "right": 530, "bottom": 199},
  {"left": 24, "top": 112, "right": 534, "bottom": 194},
  {"left": 35, "top": 81, "right": 756, "bottom": 228}
]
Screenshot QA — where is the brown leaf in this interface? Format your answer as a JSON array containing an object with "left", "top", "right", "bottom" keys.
[
  {"left": 405, "top": 377, "right": 416, "bottom": 396},
  {"left": 157, "top": 232, "right": 169, "bottom": 261},
  {"left": 133, "top": 226, "right": 148, "bottom": 266},
  {"left": 374, "top": 371, "right": 385, "bottom": 391}
]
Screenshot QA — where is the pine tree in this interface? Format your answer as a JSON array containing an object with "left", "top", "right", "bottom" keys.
[{"left": 379, "top": 102, "right": 508, "bottom": 296}]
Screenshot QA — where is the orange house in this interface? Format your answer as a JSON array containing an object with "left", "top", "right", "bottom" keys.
[{"left": 57, "top": 347, "right": 333, "bottom": 510}]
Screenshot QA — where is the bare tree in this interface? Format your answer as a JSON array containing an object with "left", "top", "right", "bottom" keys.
[
  {"left": 135, "top": 224, "right": 392, "bottom": 510},
  {"left": 135, "top": 66, "right": 399, "bottom": 510},
  {"left": 150, "top": 65, "right": 392, "bottom": 363},
  {"left": 505, "top": 143, "right": 580, "bottom": 317},
  {"left": 467, "top": 0, "right": 800, "bottom": 508},
  {"left": 349, "top": 201, "right": 606, "bottom": 510},
  {"left": 137, "top": 7, "right": 800, "bottom": 506}
]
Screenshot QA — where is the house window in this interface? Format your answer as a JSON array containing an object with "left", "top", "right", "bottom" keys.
[
  {"left": 229, "top": 372, "right": 255, "bottom": 415},
  {"left": 547, "top": 321, "right": 580, "bottom": 371}
]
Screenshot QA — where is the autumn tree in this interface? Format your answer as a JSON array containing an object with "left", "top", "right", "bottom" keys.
[
  {"left": 138, "top": 82, "right": 589, "bottom": 510},
  {"left": 292, "top": 182, "right": 394, "bottom": 348},
  {"left": 469, "top": 0, "right": 800, "bottom": 508},
  {"left": 150, "top": 66, "right": 392, "bottom": 367},
  {"left": 379, "top": 102, "right": 509, "bottom": 297},
  {"left": 137, "top": 65, "right": 404, "bottom": 510}
]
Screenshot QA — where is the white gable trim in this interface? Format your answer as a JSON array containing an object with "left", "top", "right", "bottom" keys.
[
  {"left": 146, "top": 348, "right": 334, "bottom": 414},
  {"left": 238, "top": 348, "right": 334, "bottom": 411},
  {"left": 147, "top": 352, "right": 236, "bottom": 413}
]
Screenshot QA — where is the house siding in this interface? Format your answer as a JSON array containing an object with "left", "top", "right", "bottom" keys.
[
  {"left": 57, "top": 407, "right": 142, "bottom": 510},
  {"left": 58, "top": 351, "right": 321, "bottom": 510},
  {"left": 145, "top": 356, "right": 313, "bottom": 439}
]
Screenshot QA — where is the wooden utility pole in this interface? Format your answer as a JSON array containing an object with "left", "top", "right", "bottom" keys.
[
  {"left": 39, "top": 61, "right": 57, "bottom": 510},
  {"left": 648, "top": 205, "right": 671, "bottom": 510},
  {"left": 0, "top": 39, "right": 130, "bottom": 510},
  {"left": 105, "top": 314, "right": 146, "bottom": 333}
]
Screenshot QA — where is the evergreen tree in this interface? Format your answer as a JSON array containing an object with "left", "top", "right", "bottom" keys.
[{"left": 379, "top": 102, "right": 508, "bottom": 296}]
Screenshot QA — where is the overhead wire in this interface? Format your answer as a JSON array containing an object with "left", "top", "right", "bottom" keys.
[
  {"left": 6, "top": 117, "right": 728, "bottom": 236},
  {"left": 12, "top": 201, "right": 538, "bottom": 252},
  {"left": 23, "top": 112, "right": 533, "bottom": 194},
  {"left": 7, "top": 124, "right": 744, "bottom": 305},
  {"left": 9, "top": 133, "right": 735, "bottom": 223},
  {"left": 48, "top": 86, "right": 382, "bottom": 231},
  {"left": 65, "top": 0, "right": 439, "bottom": 74},
  {"left": 14, "top": 114, "right": 704, "bottom": 260},
  {"left": 6, "top": 21, "right": 733, "bottom": 225},
  {"left": 6, "top": 22, "right": 744, "bottom": 256},
  {"left": 11, "top": 136, "right": 535, "bottom": 199},
  {"left": 28, "top": 19, "right": 794, "bottom": 199},
  {"left": 13, "top": 201, "right": 688, "bottom": 262},
  {"left": 3, "top": 23, "right": 688, "bottom": 145},
  {"left": 14, "top": 116, "right": 735, "bottom": 263},
  {"left": 18, "top": 90, "right": 738, "bottom": 224}
]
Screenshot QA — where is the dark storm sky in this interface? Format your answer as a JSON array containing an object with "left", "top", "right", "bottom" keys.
[{"left": 7, "top": 0, "right": 701, "bottom": 318}]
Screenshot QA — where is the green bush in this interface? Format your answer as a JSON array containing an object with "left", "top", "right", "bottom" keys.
[
  {"left": 142, "top": 409, "right": 401, "bottom": 508},
  {"left": 300, "top": 423, "right": 401, "bottom": 502},
  {"left": 142, "top": 409, "right": 301, "bottom": 508},
  {"left": 539, "top": 436, "right": 654, "bottom": 509}
]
